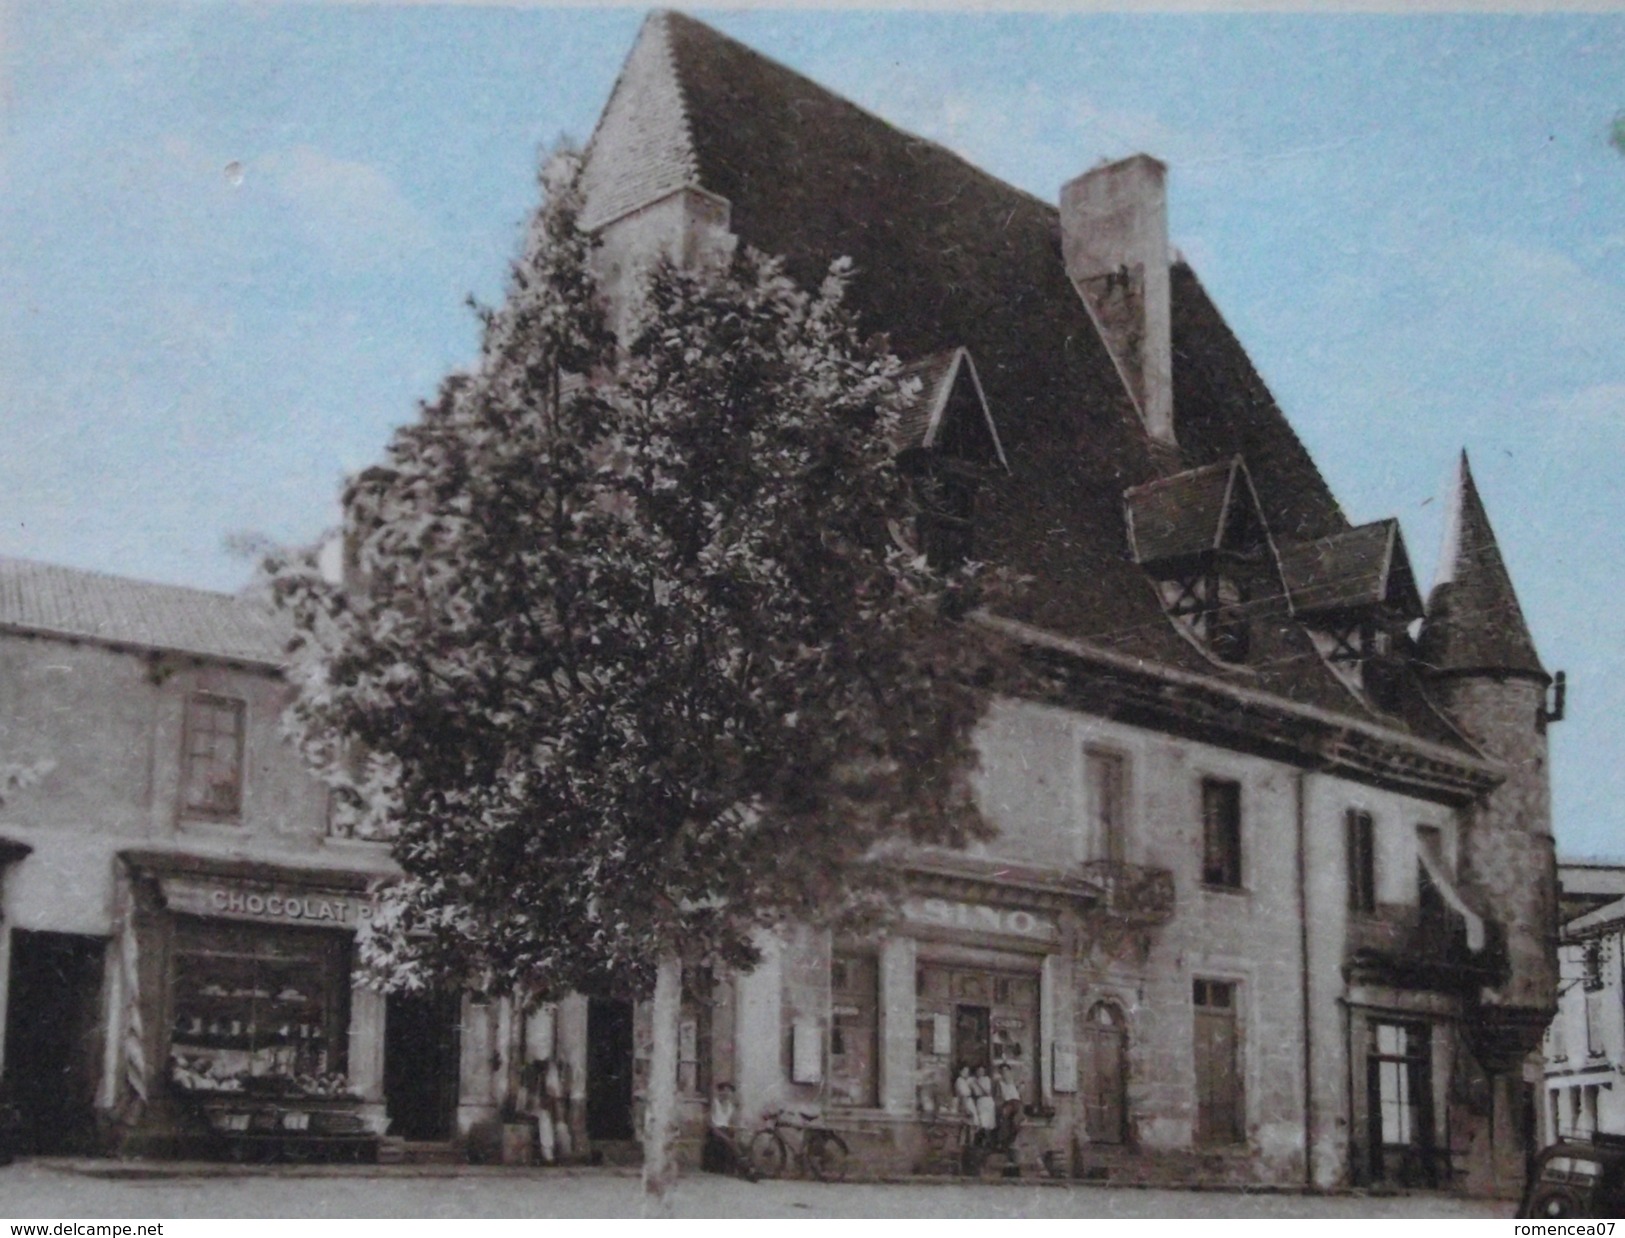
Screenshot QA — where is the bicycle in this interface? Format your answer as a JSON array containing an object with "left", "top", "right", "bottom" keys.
[{"left": 748, "top": 1107, "right": 850, "bottom": 1182}]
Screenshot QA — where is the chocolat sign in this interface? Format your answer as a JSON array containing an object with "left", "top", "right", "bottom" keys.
[
  {"left": 161, "top": 876, "right": 377, "bottom": 928},
  {"left": 902, "top": 896, "right": 1058, "bottom": 943}
]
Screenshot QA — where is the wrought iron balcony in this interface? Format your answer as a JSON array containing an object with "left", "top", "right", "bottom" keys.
[{"left": 1078, "top": 860, "right": 1176, "bottom": 926}]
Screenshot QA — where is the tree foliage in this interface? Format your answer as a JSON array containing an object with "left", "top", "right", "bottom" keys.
[{"left": 270, "top": 153, "right": 1006, "bottom": 1002}]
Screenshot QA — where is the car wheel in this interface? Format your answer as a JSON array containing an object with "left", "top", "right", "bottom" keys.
[{"left": 1531, "top": 1188, "right": 1584, "bottom": 1218}]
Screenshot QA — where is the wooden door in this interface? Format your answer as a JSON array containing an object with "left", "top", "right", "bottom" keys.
[{"left": 1082, "top": 1002, "right": 1127, "bottom": 1144}]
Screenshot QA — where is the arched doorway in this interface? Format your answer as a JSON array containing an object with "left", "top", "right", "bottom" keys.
[{"left": 1081, "top": 1001, "right": 1128, "bottom": 1144}]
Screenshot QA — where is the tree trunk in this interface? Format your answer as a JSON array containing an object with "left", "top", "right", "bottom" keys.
[{"left": 641, "top": 946, "right": 683, "bottom": 1213}]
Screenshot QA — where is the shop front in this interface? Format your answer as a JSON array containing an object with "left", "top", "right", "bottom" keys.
[
  {"left": 731, "top": 875, "right": 1096, "bottom": 1178},
  {"left": 114, "top": 851, "right": 393, "bottom": 1159}
]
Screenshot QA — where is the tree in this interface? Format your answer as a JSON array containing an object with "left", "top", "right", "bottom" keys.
[{"left": 270, "top": 153, "right": 1007, "bottom": 1206}]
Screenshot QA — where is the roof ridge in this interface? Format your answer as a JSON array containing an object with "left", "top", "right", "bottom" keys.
[
  {"left": 648, "top": 11, "right": 702, "bottom": 187},
  {"left": 1123, "top": 456, "right": 1236, "bottom": 499},
  {"left": 578, "top": 11, "right": 703, "bottom": 230},
  {"left": 0, "top": 553, "right": 256, "bottom": 605}
]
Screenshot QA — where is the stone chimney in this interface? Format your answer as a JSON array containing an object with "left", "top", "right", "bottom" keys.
[{"left": 1060, "top": 154, "right": 1174, "bottom": 447}]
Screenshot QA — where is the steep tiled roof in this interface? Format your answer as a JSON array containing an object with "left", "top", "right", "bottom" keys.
[
  {"left": 894, "top": 350, "right": 962, "bottom": 453},
  {"left": 0, "top": 557, "right": 287, "bottom": 666},
  {"left": 1280, "top": 519, "right": 1423, "bottom": 619},
  {"left": 1124, "top": 460, "right": 1238, "bottom": 565},
  {"left": 578, "top": 11, "right": 702, "bottom": 230},
  {"left": 583, "top": 11, "right": 1466, "bottom": 747},
  {"left": 1419, "top": 454, "right": 1545, "bottom": 680}
]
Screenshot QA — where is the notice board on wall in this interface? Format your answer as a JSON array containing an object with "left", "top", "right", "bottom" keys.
[
  {"left": 1052, "top": 1041, "right": 1079, "bottom": 1094},
  {"left": 791, "top": 1016, "right": 823, "bottom": 1084}
]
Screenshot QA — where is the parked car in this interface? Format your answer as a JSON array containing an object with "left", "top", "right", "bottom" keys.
[{"left": 1518, "top": 1140, "right": 1625, "bottom": 1218}]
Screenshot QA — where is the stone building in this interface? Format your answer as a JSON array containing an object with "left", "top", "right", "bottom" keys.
[
  {"left": 0, "top": 10, "right": 1562, "bottom": 1196},
  {"left": 0, "top": 558, "right": 526, "bottom": 1158},
  {"left": 559, "top": 12, "right": 1562, "bottom": 1195},
  {"left": 1541, "top": 862, "right": 1625, "bottom": 1144}
]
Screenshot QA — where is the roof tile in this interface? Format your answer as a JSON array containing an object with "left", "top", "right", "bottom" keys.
[{"left": 0, "top": 557, "right": 287, "bottom": 666}]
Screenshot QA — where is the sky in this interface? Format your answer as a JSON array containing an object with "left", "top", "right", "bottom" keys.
[{"left": 2, "top": 2, "right": 1623, "bottom": 860}]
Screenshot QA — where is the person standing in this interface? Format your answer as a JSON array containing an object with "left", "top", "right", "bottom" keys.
[
  {"left": 995, "top": 1063, "right": 1023, "bottom": 1150},
  {"left": 972, "top": 1066, "right": 997, "bottom": 1141}
]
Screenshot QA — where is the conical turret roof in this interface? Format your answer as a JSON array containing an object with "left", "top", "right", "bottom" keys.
[{"left": 1419, "top": 453, "right": 1545, "bottom": 680}]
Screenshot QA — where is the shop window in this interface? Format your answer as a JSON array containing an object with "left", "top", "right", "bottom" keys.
[
  {"left": 1367, "top": 1020, "right": 1435, "bottom": 1184},
  {"left": 167, "top": 920, "right": 351, "bottom": 1097},
  {"left": 182, "top": 694, "right": 246, "bottom": 819},
  {"left": 1193, "top": 979, "right": 1242, "bottom": 1145},
  {"left": 678, "top": 966, "right": 713, "bottom": 1096},
  {"left": 1085, "top": 748, "right": 1128, "bottom": 864},
  {"left": 1347, "top": 810, "right": 1376, "bottom": 914},
  {"left": 1200, "top": 778, "right": 1243, "bottom": 889},
  {"left": 830, "top": 953, "right": 878, "bottom": 1108}
]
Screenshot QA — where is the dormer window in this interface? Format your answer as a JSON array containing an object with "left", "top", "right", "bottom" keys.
[
  {"left": 1157, "top": 571, "right": 1250, "bottom": 663},
  {"left": 915, "top": 468, "right": 976, "bottom": 572},
  {"left": 1279, "top": 519, "right": 1423, "bottom": 703},
  {"left": 892, "top": 346, "right": 1009, "bottom": 573},
  {"left": 1125, "top": 457, "right": 1270, "bottom": 666}
]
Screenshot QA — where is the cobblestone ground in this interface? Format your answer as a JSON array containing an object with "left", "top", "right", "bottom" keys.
[{"left": 0, "top": 1160, "right": 1514, "bottom": 1219}]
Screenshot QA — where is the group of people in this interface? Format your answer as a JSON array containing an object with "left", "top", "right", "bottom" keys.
[
  {"left": 955, "top": 1062, "right": 1023, "bottom": 1152},
  {"left": 702, "top": 1063, "right": 1025, "bottom": 1180}
]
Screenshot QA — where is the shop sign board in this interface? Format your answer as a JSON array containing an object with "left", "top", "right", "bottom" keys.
[
  {"left": 902, "top": 896, "right": 1059, "bottom": 943},
  {"left": 160, "top": 876, "right": 378, "bottom": 928}
]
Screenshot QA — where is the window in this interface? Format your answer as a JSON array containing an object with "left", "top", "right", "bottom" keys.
[
  {"left": 1347, "top": 810, "right": 1376, "bottom": 914},
  {"left": 1193, "top": 979, "right": 1243, "bottom": 1144},
  {"left": 1584, "top": 942, "right": 1607, "bottom": 1058},
  {"left": 1158, "top": 571, "right": 1250, "bottom": 664},
  {"left": 1085, "top": 749, "right": 1128, "bottom": 864},
  {"left": 1200, "top": 778, "right": 1242, "bottom": 889},
  {"left": 917, "top": 470, "right": 976, "bottom": 573},
  {"left": 182, "top": 694, "right": 246, "bottom": 818},
  {"left": 830, "top": 953, "right": 878, "bottom": 1108},
  {"left": 1367, "top": 1020, "right": 1434, "bottom": 1181},
  {"left": 678, "top": 967, "right": 713, "bottom": 1096}
]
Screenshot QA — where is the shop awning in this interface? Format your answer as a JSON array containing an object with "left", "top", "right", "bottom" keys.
[{"left": 1416, "top": 836, "right": 1487, "bottom": 953}]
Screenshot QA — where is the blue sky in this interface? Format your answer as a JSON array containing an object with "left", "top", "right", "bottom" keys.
[{"left": 3, "top": 3, "right": 1623, "bottom": 859}]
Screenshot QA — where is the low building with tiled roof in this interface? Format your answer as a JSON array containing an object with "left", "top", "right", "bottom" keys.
[
  {"left": 0, "top": 557, "right": 422, "bottom": 1160},
  {"left": 567, "top": 12, "right": 1560, "bottom": 1195}
]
